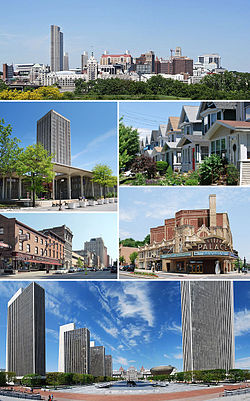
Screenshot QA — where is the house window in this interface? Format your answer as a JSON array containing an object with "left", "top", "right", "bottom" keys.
[
  {"left": 216, "top": 140, "right": 221, "bottom": 154},
  {"left": 26, "top": 244, "right": 30, "bottom": 253},
  {"left": 19, "top": 242, "right": 23, "bottom": 251},
  {"left": 35, "top": 247, "right": 38, "bottom": 254},
  {"left": 26, "top": 233, "right": 30, "bottom": 240},
  {"left": 201, "top": 146, "right": 209, "bottom": 160},
  {"left": 245, "top": 106, "right": 250, "bottom": 121},
  {"left": 0, "top": 228, "right": 4, "bottom": 234},
  {"left": 211, "top": 141, "right": 216, "bottom": 153},
  {"left": 40, "top": 238, "right": 43, "bottom": 244},
  {"left": 35, "top": 236, "right": 38, "bottom": 242},
  {"left": 195, "top": 144, "right": 199, "bottom": 162}
]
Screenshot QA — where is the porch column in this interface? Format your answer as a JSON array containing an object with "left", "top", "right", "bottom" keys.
[
  {"left": 80, "top": 176, "right": 84, "bottom": 198},
  {"left": 18, "top": 178, "right": 22, "bottom": 199},
  {"left": 52, "top": 179, "right": 55, "bottom": 200},
  {"left": 67, "top": 175, "right": 71, "bottom": 200}
]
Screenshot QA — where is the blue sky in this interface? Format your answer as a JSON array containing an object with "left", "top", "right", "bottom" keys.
[
  {"left": 0, "top": 102, "right": 117, "bottom": 174},
  {"left": 119, "top": 101, "right": 200, "bottom": 140},
  {"left": 0, "top": 281, "right": 249, "bottom": 372},
  {"left": 120, "top": 187, "right": 250, "bottom": 261},
  {"left": 2, "top": 213, "right": 118, "bottom": 261},
  {"left": 0, "top": 0, "right": 249, "bottom": 71}
]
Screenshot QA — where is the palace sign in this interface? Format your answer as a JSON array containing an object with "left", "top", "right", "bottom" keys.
[{"left": 192, "top": 237, "right": 231, "bottom": 252}]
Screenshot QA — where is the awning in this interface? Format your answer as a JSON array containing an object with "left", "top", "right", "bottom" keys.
[
  {"left": 27, "top": 260, "right": 62, "bottom": 266},
  {"left": 0, "top": 242, "right": 10, "bottom": 248}
]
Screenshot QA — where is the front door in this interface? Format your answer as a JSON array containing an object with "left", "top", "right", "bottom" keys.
[{"left": 189, "top": 261, "right": 203, "bottom": 273}]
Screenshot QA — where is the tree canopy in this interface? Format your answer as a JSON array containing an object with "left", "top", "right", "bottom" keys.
[
  {"left": 119, "top": 120, "right": 140, "bottom": 171},
  {"left": 92, "top": 164, "right": 117, "bottom": 197}
]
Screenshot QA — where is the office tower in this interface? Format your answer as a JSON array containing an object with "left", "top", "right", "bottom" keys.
[
  {"left": 63, "top": 52, "right": 69, "bottom": 70},
  {"left": 81, "top": 51, "right": 88, "bottom": 71},
  {"left": 105, "top": 355, "right": 113, "bottom": 377},
  {"left": 37, "top": 109, "right": 71, "bottom": 166},
  {"left": 6, "top": 282, "right": 45, "bottom": 377},
  {"left": 181, "top": 281, "right": 235, "bottom": 371},
  {"left": 3, "top": 64, "right": 14, "bottom": 81},
  {"left": 84, "top": 237, "right": 105, "bottom": 267},
  {"left": 90, "top": 345, "right": 105, "bottom": 377},
  {"left": 58, "top": 323, "right": 90, "bottom": 374},
  {"left": 51, "top": 25, "right": 63, "bottom": 72},
  {"left": 87, "top": 52, "right": 98, "bottom": 81}
]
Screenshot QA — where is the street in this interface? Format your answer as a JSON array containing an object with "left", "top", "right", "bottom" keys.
[
  {"left": 119, "top": 270, "right": 250, "bottom": 280},
  {"left": 1, "top": 270, "right": 117, "bottom": 280}
]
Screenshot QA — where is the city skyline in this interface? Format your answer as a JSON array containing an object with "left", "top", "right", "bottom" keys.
[
  {"left": 0, "top": 0, "right": 249, "bottom": 72},
  {"left": 0, "top": 102, "right": 117, "bottom": 174},
  {"left": 1, "top": 213, "right": 118, "bottom": 262},
  {"left": 0, "top": 281, "right": 249, "bottom": 372},
  {"left": 120, "top": 187, "right": 250, "bottom": 261}
]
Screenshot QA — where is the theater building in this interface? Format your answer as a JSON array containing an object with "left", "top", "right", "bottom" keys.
[
  {"left": 138, "top": 195, "right": 237, "bottom": 274},
  {"left": 0, "top": 214, "right": 64, "bottom": 272}
]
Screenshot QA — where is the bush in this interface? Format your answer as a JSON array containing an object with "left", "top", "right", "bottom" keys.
[
  {"left": 156, "top": 161, "right": 169, "bottom": 175},
  {"left": 0, "top": 371, "right": 6, "bottom": 386},
  {"left": 133, "top": 173, "right": 146, "bottom": 186},
  {"left": 226, "top": 164, "right": 239, "bottom": 185},
  {"left": 165, "top": 165, "right": 173, "bottom": 177},
  {"left": 198, "top": 154, "right": 223, "bottom": 185},
  {"left": 21, "top": 374, "right": 42, "bottom": 387}
]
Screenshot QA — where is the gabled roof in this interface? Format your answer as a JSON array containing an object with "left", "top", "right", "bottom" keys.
[
  {"left": 198, "top": 102, "right": 238, "bottom": 118},
  {"left": 164, "top": 142, "right": 181, "bottom": 150},
  {"left": 152, "top": 146, "right": 163, "bottom": 153},
  {"left": 205, "top": 120, "right": 250, "bottom": 140},
  {"left": 167, "top": 116, "right": 181, "bottom": 132},
  {"left": 151, "top": 130, "right": 159, "bottom": 142},
  {"left": 177, "top": 135, "right": 209, "bottom": 147},
  {"left": 179, "top": 105, "right": 201, "bottom": 126},
  {"left": 159, "top": 124, "right": 168, "bottom": 136}
]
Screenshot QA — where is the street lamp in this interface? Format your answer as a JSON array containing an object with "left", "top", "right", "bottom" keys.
[{"left": 59, "top": 179, "right": 65, "bottom": 211}]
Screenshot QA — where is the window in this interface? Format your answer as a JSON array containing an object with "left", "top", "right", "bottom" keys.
[
  {"left": 247, "top": 134, "right": 250, "bottom": 159},
  {"left": 35, "top": 247, "right": 38, "bottom": 254},
  {"left": 201, "top": 146, "right": 209, "bottom": 160},
  {"left": 211, "top": 141, "right": 215, "bottom": 153},
  {"left": 195, "top": 144, "right": 199, "bottom": 162},
  {"left": 35, "top": 236, "right": 38, "bottom": 243},
  {"left": 0, "top": 227, "right": 4, "bottom": 234},
  {"left": 245, "top": 106, "right": 250, "bottom": 121},
  {"left": 40, "top": 238, "right": 43, "bottom": 245},
  {"left": 211, "top": 138, "right": 226, "bottom": 157},
  {"left": 19, "top": 242, "right": 23, "bottom": 251},
  {"left": 44, "top": 250, "right": 47, "bottom": 256},
  {"left": 26, "top": 244, "right": 30, "bottom": 252},
  {"left": 19, "top": 229, "right": 23, "bottom": 235},
  {"left": 40, "top": 249, "right": 43, "bottom": 256}
]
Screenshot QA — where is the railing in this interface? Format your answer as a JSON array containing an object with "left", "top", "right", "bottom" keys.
[
  {"left": 223, "top": 387, "right": 250, "bottom": 397},
  {"left": 0, "top": 390, "right": 41, "bottom": 400}
]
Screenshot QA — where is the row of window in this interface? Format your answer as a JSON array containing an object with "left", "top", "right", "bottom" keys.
[{"left": 18, "top": 242, "right": 62, "bottom": 259}]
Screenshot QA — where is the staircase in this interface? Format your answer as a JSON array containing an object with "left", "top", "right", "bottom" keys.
[{"left": 240, "top": 161, "right": 250, "bottom": 185}]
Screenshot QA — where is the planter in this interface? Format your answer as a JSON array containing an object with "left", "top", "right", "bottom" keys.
[
  {"left": 104, "top": 199, "right": 109, "bottom": 204},
  {"left": 88, "top": 200, "right": 95, "bottom": 206},
  {"left": 97, "top": 199, "right": 104, "bottom": 205},
  {"left": 79, "top": 201, "right": 87, "bottom": 208},
  {"left": 68, "top": 202, "right": 77, "bottom": 209},
  {"left": 109, "top": 198, "right": 114, "bottom": 203},
  {"left": 114, "top": 198, "right": 118, "bottom": 203}
]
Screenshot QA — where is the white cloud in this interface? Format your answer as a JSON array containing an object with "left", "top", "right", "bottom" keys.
[
  {"left": 72, "top": 129, "right": 116, "bottom": 160},
  {"left": 119, "top": 208, "right": 136, "bottom": 222},
  {"left": 159, "top": 322, "right": 182, "bottom": 337},
  {"left": 114, "top": 356, "right": 129, "bottom": 366},
  {"left": 46, "top": 328, "right": 59, "bottom": 340},
  {"left": 164, "top": 354, "right": 170, "bottom": 358},
  {"left": 235, "top": 356, "right": 250, "bottom": 369},
  {"left": 119, "top": 228, "right": 132, "bottom": 238},
  {"left": 173, "top": 353, "right": 183, "bottom": 360},
  {"left": 234, "top": 309, "right": 250, "bottom": 336},
  {"left": 118, "top": 345, "right": 124, "bottom": 350}
]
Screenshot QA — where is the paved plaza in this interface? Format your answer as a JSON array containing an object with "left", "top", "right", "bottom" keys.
[
  {"left": 1, "top": 270, "right": 117, "bottom": 280},
  {"left": 0, "top": 203, "right": 117, "bottom": 212}
]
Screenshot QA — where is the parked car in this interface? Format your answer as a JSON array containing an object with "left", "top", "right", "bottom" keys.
[
  {"left": 127, "top": 264, "right": 135, "bottom": 272},
  {"left": 110, "top": 266, "right": 117, "bottom": 274}
]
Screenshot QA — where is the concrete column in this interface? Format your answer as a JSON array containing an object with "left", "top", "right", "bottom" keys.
[
  {"left": 52, "top": 179, "right": 55, "bottom": 200},
  {"left": 67, "top": 175, "right": 71, "bottom": 200},
  {"left": 18, "top": 178, "right": 22, "bottom": 199},
  {"left": 91, "top": 181, "right": 94, "bottom": 197},
  {"left": 80, "top": 176, "right": 84, "bottom": 198},
  {"left": 9, "top": 178, "right": 12, "bottom": 200},
  {"left": 2, "top": 177, "right": 5, "bottom": 200}
]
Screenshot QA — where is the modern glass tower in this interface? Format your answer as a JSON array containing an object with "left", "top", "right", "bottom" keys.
[
  {"left": 37, "top": 109, "right": 71, "bottom": 166},
  {"left": 181, "top": 281, "right": 235, "bottom": 372},
  {"left": 58, "top": 323, "right": 90, "bottom": 374},
  {"left": 90, "top": 345, "right": 105, "bottom": 377},
  {"left": 6, "top": 282, "right": 45, "bottom": 377},
  {"left": 51, "top": 25, "right": 63, "bottom": 72}
]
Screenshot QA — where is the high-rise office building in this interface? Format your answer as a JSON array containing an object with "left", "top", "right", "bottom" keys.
[
  {"left": 87, "top": 52, "right": 98, "bottom": 81},
  {"left": 63, "top": 52, "right": 69, "bottom": 70},
  {"left": 105, "top": 355, "right": 113, "bottom": 377},
  {"left": 51, "top": 25, "right": 63, "bottom": 72},
  {"left": 181, "top": 281, "right": 235, "bottom": 371},
  {"left": 81, "top": 51, "right": 88, "bottom": 71},
  {"left": 58, "top": 323, "right": 90, "bottom": 374},
  {"left": 90, "top": 345, "right": 105, "bottom": 377},
  {"left": 84, "top": 237, "right": 106, "bottom": 267},
  {"left": 37, "top": 109, "right": 71, "bottom": 166},
  {"left": 6, "top": 282, "right": 45, "bottom": 377}
]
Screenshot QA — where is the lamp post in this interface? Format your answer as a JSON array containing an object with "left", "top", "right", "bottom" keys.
[{"left": 58, "top": 179, "right": 65, "bottom": 211}]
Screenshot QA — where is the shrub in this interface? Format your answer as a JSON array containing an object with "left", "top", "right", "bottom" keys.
[
  {"left": 226, "top": 164, "right": 239, "bottom": 185},
  {"left": 21, "top": 374, "right": 42, "bottom": 387},
  {"left": 156, "top": 161, "right": 169, "bottom": 175},
  {"left": 133, "top": 173, "right": 146, "bottom": 186},
  {"left": 198, "top": 154, "right": 223, "bottom": 185},
  {"left": 0, "top": 372, "right": 6, "bottom": 386}
]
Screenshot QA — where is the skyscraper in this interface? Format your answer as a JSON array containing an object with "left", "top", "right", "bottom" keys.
[
  {"left": 90, "top": 345, "right": 105, "bottom": 377},
  {"left": 63, "top": 52, "right": 69, "bottom": 70},
  {"left": 84, "top": 237, "right": 106, "bottom": 267},
  {"left": 6, "top": 282, "right": 45, "bottom": 377},
  {"left": 51, "top": 25, "right": 63, "bottom": 72},
  {"left": 105, "top": 355, "right": 113, "bottom": 377},
  {"left": 181, "top": 281, "right": 235, "bottom": 372},
  {"left": 37, "top": 109, "right": 71, "bottom": 166},
  {"left": 87, "top": 52, "right": 98, "bottom": 81},
  {"left": 58, "top": 323, "right": 90, "bottom": 374},
  {"left": 81, "top": 51, "right": 88, "bottom": 71}
]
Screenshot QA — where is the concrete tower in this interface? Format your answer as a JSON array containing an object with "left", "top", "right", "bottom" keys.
[
  {"left": 209, "top": 194, "right": 217, "bottom": 228},
  {"left": 63, "top": 52, "right": 69, "bottom": 70},
  {"left": 6, "top": 282, "right": 45, "bottom": 377},
  {"left": 51, "top": 25, "right": 63, "bottom": 72},
  {"left": 181, "top": 281, "right": 235, "bottom": 372}
]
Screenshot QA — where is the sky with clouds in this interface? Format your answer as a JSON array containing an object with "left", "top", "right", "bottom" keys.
[
  {"left": 0, "top": 281, "right": 249, "bottom": 372},
  {"left": 0, "top": 102, "right": 117, "bottom": 174},
  {"left": 1, "top": 213, "right": 118, "bottom": 260},
  {"left": 120, "top": 187, "right": 250, "bottom": 261},
  {"left": 0, "top": 0, "right": 249, "bottom": 71}
]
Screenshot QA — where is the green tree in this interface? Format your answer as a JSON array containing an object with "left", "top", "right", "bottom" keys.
[
  {"left": 129, "top": 251, "right": 138, "bottom": 265},
  {"left": 198, "top": 154, "right": 224, "bottom": 185},
  {"left": 0, "top": 371, "right": 6, "bottom": 386},
  {"left": 92, "top": 164, "right": 117, "bottom": 198},
  {"left": 6, "top": 371, "right": 16, "bottom": 383},
  {"left": 21, "top": 374, "right": 42, "bottom": 387},
  {"left": 0, "top": 119, "right": 22, "bottom": 200},
  {"left": 16, "top": 143, "right": 55, "bottom": 207},
  {"left": 119, "top": 256, "right": 125, "bottom": 264},
  {"left": 76, "top": 257, "right": 83, "bottom": 269},
  {"left": 156, "top": 161, "right": 169, "bottom": 175},
  {"left": 119, "top": 120, "right": 140, "bottom": 171}
]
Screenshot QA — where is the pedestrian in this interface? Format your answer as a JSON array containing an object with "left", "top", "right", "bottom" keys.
[
  {"left": 51, "top": 395, "right": 53, "bottom": 401},
  {"left": 48, "top": 395, "right": 51, "bottom": 401}
]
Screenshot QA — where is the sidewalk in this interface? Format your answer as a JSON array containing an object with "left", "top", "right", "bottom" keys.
[{"left": 120, "top": 269, "right": 249, "bottom": 280}]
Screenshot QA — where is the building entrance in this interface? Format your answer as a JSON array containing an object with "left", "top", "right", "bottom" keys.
[{"left": 188, "top": 260, "right": 203, "bottom": 273}]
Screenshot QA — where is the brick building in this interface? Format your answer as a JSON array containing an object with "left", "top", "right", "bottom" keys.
[
  {"left": 100, "top": 53, "right": 132, "bottom": 69},
  {"left": 155, "top": 57, "right": 193, "bottom": 76},
  {"left": 0, "top": 214, "right": 64, "bottom": 272},
  {"left": 41, "top": 225, "right": 73, "bottom": 269},
  {"left": 138, "top": 195, "right": 237, "bottom": 274},
  {"left": 119, "top": 245, "right": 139, "bottom": 266}
]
